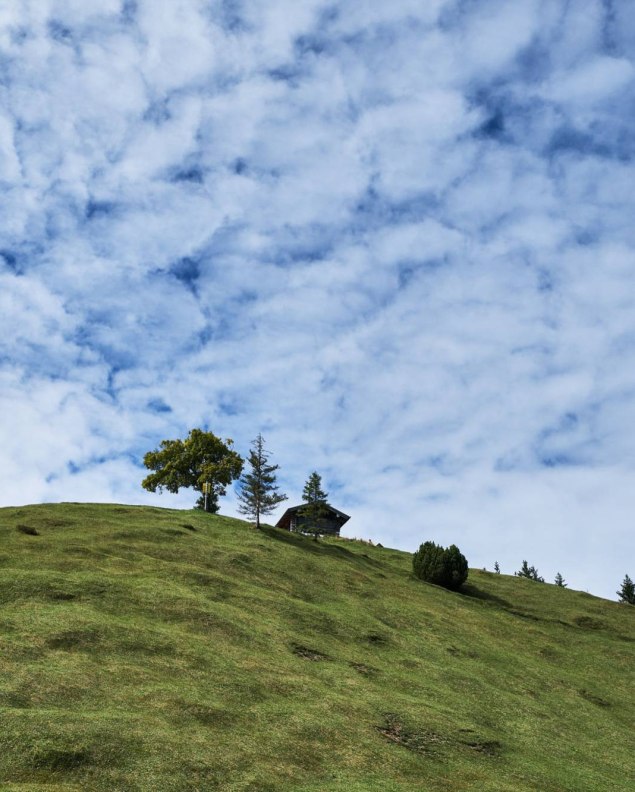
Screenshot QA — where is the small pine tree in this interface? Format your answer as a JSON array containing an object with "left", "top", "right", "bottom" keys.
[
  {"left": 515, "top": 560, "right": 544, "bottom": 582},
  {"left": 554, "top": 572, "right": 567, "bottom": 588},
  {"left": 617, "top": 574, "right": 635, "bottom": 604},
  {"left": 236, "top": 434, "right": 287, "bottom": 529},
  {"left": 516, "top": 560, "right": 531, "bottom": 578},
  {"left": 298, "top": 471, "right": 330, "bottom": 541},
  {"left": 494, "top": 561, "right": 500, "bottom": 574}
]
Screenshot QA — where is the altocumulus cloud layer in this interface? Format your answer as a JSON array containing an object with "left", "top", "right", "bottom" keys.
[{"left": 1, "top": 0, "right": 634, "bottom": 598}]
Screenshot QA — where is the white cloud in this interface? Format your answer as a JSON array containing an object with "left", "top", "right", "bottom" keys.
[
  {"left": 0, "top": 0, "right": 634, "bottom": 602},
  {"left": 0, "top": 114, "right": 21, "bottom": 183},
  {"left": 543, "top": 56, "right": 635, "bottom": 104},
  {"left": 547, "top": 0, "right": 606, "bottom": 69},
  {"left": 332, "top": 0, "right": 446, "bottom": 33},
  {"left": 48, "top": 0, "right": 122, "bottom": 25},
  {"left": 453, "top": 0, "right": 541, "bottom": 74},
  {"left": 136, "top": 0, "right": 217, "bottom": 91}
]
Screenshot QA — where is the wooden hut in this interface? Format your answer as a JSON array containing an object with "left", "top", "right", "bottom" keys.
[{"left": 275, "top": 505, "right": 350, "bottom": 537}]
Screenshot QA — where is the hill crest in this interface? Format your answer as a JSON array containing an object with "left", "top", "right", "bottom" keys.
[{"left": 0, "top": 503, "right": 633, "bottom": 791}]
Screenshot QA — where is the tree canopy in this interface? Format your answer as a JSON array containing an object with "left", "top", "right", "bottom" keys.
[
  {"left": 141, "top": 428, "right": 243, "bottom": 512},
  {"left": 617, "top": 574, "right": 635, "bottom": 604},
  {"left": 298, "top": 471, "right": 330, "bottom": 541},
  {"left": 236, "top": 434, "right": 287, "bottom": 529}
]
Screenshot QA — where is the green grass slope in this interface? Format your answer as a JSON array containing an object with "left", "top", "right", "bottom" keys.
[{"left": 0, "top": 503, "right": 633, "bottom": 792}]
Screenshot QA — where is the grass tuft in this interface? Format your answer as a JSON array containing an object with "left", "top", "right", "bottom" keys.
[{"left": 292, "top": 644, "right": 331, "bottom": 661}]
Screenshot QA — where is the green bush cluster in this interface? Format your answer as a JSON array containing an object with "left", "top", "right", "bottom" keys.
[{"left": 412, "top": 541, "right": 468, "bottom": 591}]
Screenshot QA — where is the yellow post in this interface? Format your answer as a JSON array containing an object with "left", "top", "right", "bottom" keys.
[{"left": 202, "top": 482, "right": 211, "bottom": 512}]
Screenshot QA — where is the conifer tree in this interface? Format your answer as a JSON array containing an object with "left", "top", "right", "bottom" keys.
[
  {"left": 298, "top": 471, "right": 330, "bottom": 541},
  {"left": 494, "top": 561, "right": 500, "bottom": 574},
  {"left": 554, "top": 572, "right": 567, "bottom": 587},
  {"left": 515, "top": 560, "right": 544, "bottom": 582},
  {"left": 236, "top": 434, "right": 287, "bottom": 529},
  {"left": 617, "top": 573, "right": 635, "bottom": 604}
]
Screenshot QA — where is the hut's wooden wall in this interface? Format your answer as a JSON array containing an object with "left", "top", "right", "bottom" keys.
[{"left": 291, "top": 515, "right": 342, "bottom": 536}]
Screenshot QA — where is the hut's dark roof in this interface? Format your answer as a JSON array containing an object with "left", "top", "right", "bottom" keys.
[{"left": 275, "top": 504, "right": 350, "bottom": 531}]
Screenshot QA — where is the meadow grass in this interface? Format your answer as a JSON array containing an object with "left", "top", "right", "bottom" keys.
[{"left": 0, "top": 503, "right": 633, "bottom": 791}]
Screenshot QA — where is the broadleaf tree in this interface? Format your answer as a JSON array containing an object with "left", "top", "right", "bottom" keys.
[
  {"left": 298, "top": 471, "right": 330, "bottom": 541},
  {"left": 236, "top": 434, "right": 287, "bottom": 529},
  {"left": 141, "top": 428, "right": 243, "bottom": 512}
]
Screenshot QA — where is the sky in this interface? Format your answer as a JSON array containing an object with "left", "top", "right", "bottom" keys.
[{"left": 1, "top": 0, "right": 634, "bottom": 600}]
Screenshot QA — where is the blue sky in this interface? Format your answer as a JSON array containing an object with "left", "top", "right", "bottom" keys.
[{"left": 1, "top": 0, "right": 634, "bottom": 599}]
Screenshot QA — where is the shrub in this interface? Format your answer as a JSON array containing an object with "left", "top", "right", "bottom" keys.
[{"left": 412, "top": 541, "right": 468, "bottom": 591}]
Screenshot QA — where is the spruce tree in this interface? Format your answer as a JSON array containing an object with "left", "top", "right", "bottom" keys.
[
  {"left": 554, "top": 572, "right": 567, "bottom": 587},
  {"left": 298, "top": 471, "right": 330, "bottom": 541},
  {"left": 235, "top": 434, "right": 287, "bottom": 529},
  {"left": 516, "top": 560, "right": 531, "bottom": 579},
  {"left": 617, "top": 574, "right": 635, "bottom": 604},
  {"left": 515, "top": 560, "right": 544, "bottom": 582},
  {"left": 494, "top": 561, "right": 500, "bottom": 574}
]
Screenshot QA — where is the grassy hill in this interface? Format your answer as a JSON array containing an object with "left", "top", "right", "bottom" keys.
[{"left": 0, "top": 503, "right": 633, "bottom": 792}]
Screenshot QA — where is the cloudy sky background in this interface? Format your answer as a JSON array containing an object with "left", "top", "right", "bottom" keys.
[{"left": 2, "top": 0, "right": 634, "bottom": 599}]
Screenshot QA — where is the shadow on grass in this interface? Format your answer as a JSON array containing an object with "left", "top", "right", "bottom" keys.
[
  {"left": 460, "top": 583, "right": 512, "bottom": 609},
  {"left": 260, "top": 526, "right": 382, "bottom": 569}
]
